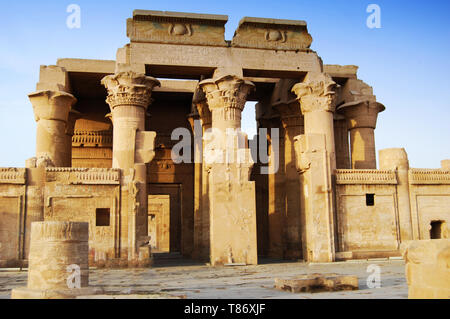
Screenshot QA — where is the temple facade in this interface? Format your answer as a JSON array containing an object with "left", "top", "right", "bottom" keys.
[{"left": 1, "top": 10, "right": 449, "bottom": 268}]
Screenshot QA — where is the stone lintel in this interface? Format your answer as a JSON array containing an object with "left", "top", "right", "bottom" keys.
[
  {"left": 127, "top": 10, "right": 228, "bottom": 46},
  {"left": 324, "top": 65, "right": 359, "bottom": 79},
  {"left": 36, "top": 65, "right": 70, "bottom": 92},
  {"left": 154, "top": 79, "right": 198, "bottom": 93},
  {"left": 232, "top": 16, "right": 312, "bottom": 51},
  {"left": 57, "top": 58, "right": 116, "bottom": 74}
]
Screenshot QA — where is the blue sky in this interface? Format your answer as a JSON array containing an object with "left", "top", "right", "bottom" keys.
[{"left": 0, "top": 0, "right": 449, "bottom": 168}]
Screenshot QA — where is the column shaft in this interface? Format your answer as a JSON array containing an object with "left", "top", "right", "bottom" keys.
[{"left": 349, "top": 127, "right": 376, "bottom": 169}]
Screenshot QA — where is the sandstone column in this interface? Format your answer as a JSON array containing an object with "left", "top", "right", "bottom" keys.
[
  {"left": 29, "top": 90, "right": 77, "bottom": 167},
  {"left": 338, "top": 101, "right": 385, "bottom": 169},
  {"left": 379, "top": 148, "right": 413, "bottom": 241},
  {"left": 199, "top": 75, "right": 258, "bottom": 266},
  {"left": 101, "top": 71, "right": 160, "bottom": 170},
  {"left": 292, "top": 72, "right": 337, "bottom": 171},
  {"left": 294, "top": 134, "right": 335, "bottom": 262},
  {"left": 334, "top": 114, "right": 351, "bottom": 169},
  {"left": 272, "top": 100, "right": 304, "bottom": 259},
  {"left": 291, "top": 73, "right": 337, "bottom": 262},
  {"left": 102, "top": 71, "right": 160, "bottom": 264},
  {"left": 11, "top": 221, "right": 100, "bottom": 298},
  {"left": 191, "top": 88, "right": 212, "bottom": 261},
  {"left": 63, "top": 109, "right": 81, "bottom": 167}
]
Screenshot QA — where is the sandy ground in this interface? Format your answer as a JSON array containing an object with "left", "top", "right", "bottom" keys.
[{"left": 0, "top": 258, "right": 407, "bottom": 299}]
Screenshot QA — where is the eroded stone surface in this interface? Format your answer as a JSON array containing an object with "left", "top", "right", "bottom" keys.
[
  {"left": 275, "top": 273, "right": 359, "bottom": 293},
  {"left": 401, "top": 239, "right": 450, "bottom": 299}
]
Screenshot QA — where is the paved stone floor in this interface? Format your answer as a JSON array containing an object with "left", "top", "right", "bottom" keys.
[{"left": 0, "top": 258, "right": 408, "bottom": 299}]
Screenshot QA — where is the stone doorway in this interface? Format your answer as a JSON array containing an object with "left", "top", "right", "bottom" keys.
[{"left": 148, "top": 184, "right": 182, "bottom": 253}]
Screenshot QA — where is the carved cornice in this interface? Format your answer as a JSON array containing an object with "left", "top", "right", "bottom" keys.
[
  {"left": 101, "top": 71, "right": 160, "bottom": 110},
  {"left": 335, "top": 169, "right": 397, "bottom": 185},
  {"left": 72, "top": 130, "right": 113, "bottom": 147},
  {"left": 0, "top": 168, "right": 26, "bottom": 184},
  {"left": 409, "top": 169, "right": 450, "bottom": 185},
  {"left": 291, "top": 73, "right": 336, "bottom": 114},
  {"left": 199, "top": 75, "right": 255, "bottom": 114},
  {"left": 45, "top": 167, "right": 120, "bottom": 185}
]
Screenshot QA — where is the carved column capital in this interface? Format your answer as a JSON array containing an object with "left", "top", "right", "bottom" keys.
[
  {"left": 29, "top": 90, "right": 77, "bottom": 123},
  {"left": 291, "top": 73, "right": 336, "bottom": 114},
  {"left": 337, "top": 78, "right": 384, "bottom": 129},
  {"left": 101, "top": 71, "right": 160, "bottom": 110},
  {"left": 337, "top": 100, "right": 385, "bottom": 129},
  {"left": 199, "top": 75, "right": 255, "bottom": 127},
  {"left": 192, "top": 88, "right": 212, "bottom": 129}
]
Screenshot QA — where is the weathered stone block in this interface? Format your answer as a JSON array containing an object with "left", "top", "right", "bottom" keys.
[
  {"left": 401, "top": 239, "right": 450, "bottom": 299},
  {"left": 275, "top": 273, "right": 359, "bottom": 293},
  {"left": 232, "top": 17, "right": 312, "bottom": 51},
  {"left": 127, "top": 10, "right": 228, "bottom": 47}
]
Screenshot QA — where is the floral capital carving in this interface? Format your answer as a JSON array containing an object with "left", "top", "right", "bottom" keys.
[
  {"left": 291, "top": 73, "right": 336, "bottom": 114},
  {"left": 199, "top": 75, "right": 255, "bottom": 113},
  {"left": 101, "top": 71, "right": 160, "bottom": 110}
]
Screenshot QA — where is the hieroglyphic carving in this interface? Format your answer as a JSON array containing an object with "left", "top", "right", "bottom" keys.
[{"left": 335, "top": 169, "right": 398, "bottom": 185}]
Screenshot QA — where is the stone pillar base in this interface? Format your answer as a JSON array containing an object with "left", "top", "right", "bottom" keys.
[{"left": 11, "top": 287, "right": 103, "bottom": 299}]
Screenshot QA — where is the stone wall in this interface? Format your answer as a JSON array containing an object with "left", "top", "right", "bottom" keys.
[
  {"left": 335, "top": 169, "right": 400, "bottom": 257},
  {"left": 335, "top": 163, "right": 450, "bottom": 260},
  {"left": 0, "top": 168, "right": 26, "bottom": 267},
  {"left": 43, "top": 168, "right": 121, "bottom": 265}
]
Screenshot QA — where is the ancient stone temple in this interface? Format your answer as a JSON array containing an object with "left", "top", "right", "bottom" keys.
[{"left": 1, "top": 10, "right": 449, "bottom": 268}]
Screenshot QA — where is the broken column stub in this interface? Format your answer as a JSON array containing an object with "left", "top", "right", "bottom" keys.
[
  {"left": 11, "top": 221, "right": 101, "bottom": 299},
  {"left": 294, "top": 134, "right": 335, "bottom": 262},
  {"left": 199, "top": 75, "right": 258, "bottom": 266},
  {"left": 29, "top": 90, "right": 77, "bottom": 167}
]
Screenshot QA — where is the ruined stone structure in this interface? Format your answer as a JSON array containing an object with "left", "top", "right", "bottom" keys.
[
  {"left": 11, "top": 221, "right": 101, "bottom": 298},
  {"left": 401, "top": 239, "right": 450, "bottom": 299},
  {"left": 1, "top": 10, "right": 449, "bottom": 268}
]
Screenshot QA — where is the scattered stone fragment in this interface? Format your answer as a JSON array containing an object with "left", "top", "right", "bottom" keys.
[{"left": 274, "top": 273, "right": 358, "bottom": 293}]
